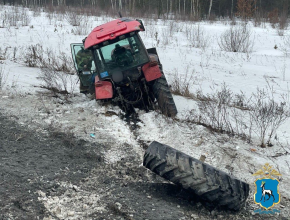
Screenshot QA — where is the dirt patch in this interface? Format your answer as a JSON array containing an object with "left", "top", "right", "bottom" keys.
[{"left": 0, "top": 112, "right": 104, "bottom": 219}]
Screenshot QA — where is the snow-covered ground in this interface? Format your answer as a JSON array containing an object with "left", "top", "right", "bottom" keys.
[{"left": 1, "top": 5, "right": 290, "bottom": 214}]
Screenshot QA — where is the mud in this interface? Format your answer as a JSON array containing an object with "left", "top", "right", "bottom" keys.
[
  {"left": 0, "top": 112, "right": 104, "bottom": 219},
  {"left": 0, "top": 111, "right": 286, "bottom": 219}
]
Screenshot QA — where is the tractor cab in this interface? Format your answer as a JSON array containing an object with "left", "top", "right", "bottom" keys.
[
  {"left": 71, "top": 18, "right": 149, "bottom": 91},
  {"left": 91, "top": 31, "right": 150, "bottom": 83}
]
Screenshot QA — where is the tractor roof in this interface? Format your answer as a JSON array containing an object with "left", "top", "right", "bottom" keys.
[{"left": 84, "top": 18, "right": 144, "bottom": 49}]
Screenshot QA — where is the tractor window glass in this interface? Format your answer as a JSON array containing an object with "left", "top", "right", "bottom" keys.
[
  {"left": 95, "top": 35, "right": 149, "bottom": 76},
  {"left": 72, "top": 45, "right": 95, "bottom": 72}
]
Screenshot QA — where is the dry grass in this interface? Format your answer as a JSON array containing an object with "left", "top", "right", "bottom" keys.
[{"left": 170, "top": 68, "right": 195, "bottom": 98}]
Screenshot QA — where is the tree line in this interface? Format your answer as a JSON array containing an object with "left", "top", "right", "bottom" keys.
[{"left": 1, "top": 0, "right": 289, "bottom": 20}]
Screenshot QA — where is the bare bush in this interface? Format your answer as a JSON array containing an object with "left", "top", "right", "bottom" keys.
[
  {"left": 208, "top": 13, "right": 217, "bottom": 23},
  {"left": 277, "top": 29, "right": 285, "bottom": 37},
  {"left": 21, "top": 44, "right": 77, "bottom": 97},
  {"left": 192, "top": 84, "right": 235, "bottom": 134},
  {"left": 65, "top": 11, "right": 83, "bottom": 26},
  {"left": 72, "top": 17, "right": 91, "bottom": 35},
  {"left": 282, "top": 35, "right": 290, "bottom": 57},
  {"left": 185, "top": 24, "right": 211, "bottom": 49},
  {"left": 161, "top": 31, "right": 170, "bottom": 46},
  {"left": 20, "top": 8, "right": 31, "bottom": 26},
  {"left": 0, "top": 65, "right": 8, "bottom": 90},
  {"left": 4, "top": 8, "right": 19, "bottom": 27},
  {"left": 1, "top": 7, "right": 30, "bottom": 27},
  {"left": 49, "top": 52, "right": 74, "bottom": 73},
  {"left": 0, "top": 46, "right": 9, "bottom": 60},
  {"left": 218, "top": 24, "right": 254, "bottom": 53},
  {"left": 39, "top": 67, "right": 78, "bottom": 97},
  {"left": 153, "top": 31, "right": 160, "bottom": 47},
  {"left": 170, "top": 68, "right": 195, "bottom": 98},
  {"left": 168, "top": 20, "right": 178, "bottom": 36},
  {"left": 187, "top": 84, "right": 290, "bottom": 147},
  {"left": 279, "top": 12, "right": 289, "bottom": 30},
  {"left": 0, "top": 11, "right": 5, "bottom": 28},
  {"left": 22, "top": 44, "right": 74, "bottom": 73},
  {"left": 31, "top": 7, "right": 42, "bottom": 17},
  {"left": 253, "top": 12, "right": 261, "bottom": 27},
  {"left": 249, "top": 88, "right": 290, "bottom": 147},
  {"left": 24, "top": 44, "right": 44, "bottom": 67},
  {"left": 46, "top": 11, "right": 55, "bottom": 25},
  {"left": 274, "top": 11, "right": 288, "bottom": 36}
]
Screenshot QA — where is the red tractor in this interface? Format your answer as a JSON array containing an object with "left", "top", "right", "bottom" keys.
[{"left": 71, "top": 18, "right": 177, "bottom": 117}]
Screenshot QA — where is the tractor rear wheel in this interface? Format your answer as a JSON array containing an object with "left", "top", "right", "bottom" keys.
[
  {"left": 143, "top": 141, "right": 250, "bottom": 211},
  {"left": 152, "top": 75, "right": 177, "bottom": 117}
]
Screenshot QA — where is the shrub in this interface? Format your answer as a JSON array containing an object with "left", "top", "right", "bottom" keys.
[
  {"left": 20, "top": 8, "right": 31, "bottom": 26},
  {"left": 185, "top": 24, "right": 211, "bottom": 49},
  {"left": 187, "top": 84, "right": 290, "bottom": 147},
  {"left": 39, "top": 67, "right": 78, "bottom": 98},
  {"left": 170, "top": 68, "right": 195, "bottom": 98},
  {"left": 4, "top": 9, "right": 18, "bottom": 27},
  {"left": 249, "top": 88, "right": 290, "bottom": 147},
  {"left": 282, "top": 35, "right": 290, "bottom": 57},
  {"left": 193, "top": 84, "right": 235, "bottom": 134},
  {"left": 218, "top": 24, "right": 254, "bottom": 53},
  {"left": 22, "top": 44, "right": 74, "bottom": 73},
  {"left": 168, "top": 20, "right": 178, "bottom": 36},
  {"left": 1, "top": 7, "right": 31, "bottom": 27},
  {"left": 0, "top": 46, "right": 8, "bottom": 60},
  {"left": 0, "top": 65, "right": 8, "bottom": 90},
  {"left": 65, "top": 11, "right": 83, "bottom": 26},
  {"left": 72, "top": 17, "right": 91, "bottom": 35},
  {"left": 23, "top": 44, "right": 44, "bottom": 67}
]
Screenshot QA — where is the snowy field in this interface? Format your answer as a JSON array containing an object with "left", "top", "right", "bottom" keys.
[{"left": 1, "top": 5, "right": 290, "bottom": 216}]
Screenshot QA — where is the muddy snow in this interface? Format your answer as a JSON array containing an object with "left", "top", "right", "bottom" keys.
[{"left": 1, "top": 91, "right": 290, "bottom": 219}]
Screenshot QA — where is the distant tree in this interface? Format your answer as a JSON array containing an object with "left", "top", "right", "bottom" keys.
[
  {"left": 0, "top": 0, "right": 289, "bottom": 20},
  {"left": 208, "top": 0, "right": 213, "bottom": 19},
  {"left": 236, "top": 0, "right": 257, "bottom": 21}
]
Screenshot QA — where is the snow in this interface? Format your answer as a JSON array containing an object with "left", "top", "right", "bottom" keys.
[
  {"left": 1, "top": 5, "right": 290, "bottom": 212},
  {"left": 37, "top": 182, "right": 105, "bottom": 219}
]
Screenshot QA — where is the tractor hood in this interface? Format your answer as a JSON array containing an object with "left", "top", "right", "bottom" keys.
[{"left": 84, "top": 18, "right": 144, "bottom": 49}]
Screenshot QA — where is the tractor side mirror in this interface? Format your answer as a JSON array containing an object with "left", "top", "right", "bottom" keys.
[{"left": 136, "top": 19, "right": 145, "bottom": 31}]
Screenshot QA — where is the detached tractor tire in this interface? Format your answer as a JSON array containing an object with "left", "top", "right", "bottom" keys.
[
  {"left": 143, "top": 141, "right": 249, "bottom": 211},
  {"left": 152, "top": 75, "right": 177, "bottom": 117}
]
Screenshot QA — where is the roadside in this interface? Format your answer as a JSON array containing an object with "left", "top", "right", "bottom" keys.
[{"left": 0, "top": 93, "right": 288, "bottom": 219}]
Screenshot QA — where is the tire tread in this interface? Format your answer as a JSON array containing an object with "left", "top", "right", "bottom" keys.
[{"left": 143, "top": 141, "right": 249, "bottom": 211}]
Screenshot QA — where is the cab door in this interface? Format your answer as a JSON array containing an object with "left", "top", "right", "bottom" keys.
[{"left": 70, "top": 43, "right": 96, "bottom": 88}]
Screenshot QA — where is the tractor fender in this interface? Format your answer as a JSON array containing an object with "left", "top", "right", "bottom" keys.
[
  {"left": 95, "top": 76, "right": 113, "bottom": 99},
  {"left": 142, "top": 62, "right": 162, "bottom": 82}
]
